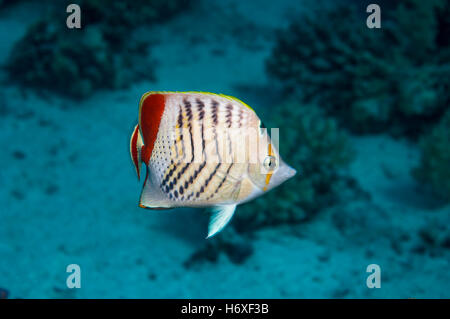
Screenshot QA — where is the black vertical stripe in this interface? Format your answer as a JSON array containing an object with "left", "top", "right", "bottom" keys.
[
  {"left": 184, "top": 98, "right": 195, "bottom": 165},
  {"left": 169, "top": 97, "right": 207, "bottom": 200},
  {"left": 217, "top": 164, "right": 233, "bottom": 193},
  {"left": 212, "top": 100, "right": 219, "bottom": 125},
  {"left": 176, "top": 98, "right": 208, "bottom": 199},
  {"left": 177, "top": 104, "right": 186, "bottom": 161},
  {"left": 173, "top": 105, "right": 181, "bottom": 158},
  {"left": 185, "top": 99, "right": 223, "bottom": 201},
  {"left": 225, "top": 104, "right": 234, "bottom": 165},
  {"left": 200, "top": 163, "right": 221, "bottom": 195},
  {"left": 238, "top": 108, "right": 243, "bottom": 128},
  {"left": 197, "top": 99, "right": 205, "bottom": 120},
  {"left": 209, "top": 99, "right": 221, "bottom": 165}
]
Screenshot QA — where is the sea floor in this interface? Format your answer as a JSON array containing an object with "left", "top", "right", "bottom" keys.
[{"left": 0, "top": 0, "right": 449, "bottom": 298}]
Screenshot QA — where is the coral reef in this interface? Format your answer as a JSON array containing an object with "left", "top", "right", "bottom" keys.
[
  {"left": 0, "top": 0, "right": 21, "bottom": 9},
  {"left": 233, "top": 100, "right": 355, "bottom": 232},
  {"left": 412, "top": 110, "right": 450, "bottom": 203},
  {"left": 4, "top": 0, "right": 194, "bottom": 99},
  {"left": 81, "top": 0, "right": 194, "bottom": 46},
  {"left": 188, "top": 100, "right": 355, "bottom": 261},
  {"left": 266, "top": 1, "right": 450, "bottom": 136}
]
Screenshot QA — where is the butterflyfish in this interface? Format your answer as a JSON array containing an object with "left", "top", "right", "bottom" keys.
[{"left": 130, "top": 92, "right": 296, "bottom": 238}]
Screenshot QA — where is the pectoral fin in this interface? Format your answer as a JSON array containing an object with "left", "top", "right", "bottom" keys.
[{"left": 207, "top": 204, "right": 237, "bottom": 239}]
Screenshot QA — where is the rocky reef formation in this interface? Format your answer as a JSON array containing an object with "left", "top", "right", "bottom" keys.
[
  {"left": 266, "top": 0, "right": 450, "bottom": 136},
  {"left": 5, "top": 0, "right": 194, "bottom": 99},
  {"left": 413, "top": 110, "right": 450, "bottom": 203},
  {"left": 233, "top": 100, "right": 355, "bottom": 232},
  {"left": 184, "top": 227, "right": 254, "bottom": 267}
]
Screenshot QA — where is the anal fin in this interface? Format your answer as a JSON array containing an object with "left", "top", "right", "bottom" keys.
[{"left": 207, "top": 204, "right": 237, "bottom": 239}]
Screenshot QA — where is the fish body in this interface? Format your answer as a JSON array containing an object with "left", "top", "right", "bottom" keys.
[{"left": 130, "top": 91, "right": 296, "bottom": 237}]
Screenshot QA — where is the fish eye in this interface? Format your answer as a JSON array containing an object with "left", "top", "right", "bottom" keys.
[{"left": 263, "top": 155, "right": 277, "bottom": 172}]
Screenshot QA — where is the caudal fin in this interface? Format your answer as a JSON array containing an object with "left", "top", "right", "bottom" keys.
[{"left": 130, "top": 124, "right": 144, "bottom": 180}]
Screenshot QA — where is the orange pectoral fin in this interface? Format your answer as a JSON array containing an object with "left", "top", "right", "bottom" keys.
[{"left": 130, "top": 124, "right": 144, "bottom": 180}]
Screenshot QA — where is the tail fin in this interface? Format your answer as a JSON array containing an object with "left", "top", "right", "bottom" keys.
[{"left": 130, "top": 124, "right": 144, "bottom": 180}]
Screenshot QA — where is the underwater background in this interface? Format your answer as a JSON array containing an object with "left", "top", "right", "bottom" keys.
[{"left": 0, "top": 0, "right": 449, "bottom": 298}]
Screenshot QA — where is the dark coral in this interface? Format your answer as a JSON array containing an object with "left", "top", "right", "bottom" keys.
[{"left": 413, "top": 110, "right": 450, "bottom": 203}]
